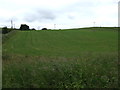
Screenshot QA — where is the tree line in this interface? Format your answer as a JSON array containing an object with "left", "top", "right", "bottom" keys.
[{"left": 2, "top": 24, "right": 48, "bottom": 34}]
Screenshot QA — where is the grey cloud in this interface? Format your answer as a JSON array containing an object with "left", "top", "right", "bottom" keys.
[
  {"left": 24, "top": 1, "right": 96, "bottom": 23},
  {"left": 24, "top": 14, "right": 36, "bottom": 22},
  {"left": 24, "top": 9, "right": 56, "bottom": 22},
  {"left": 37, "top": 10, "right": 55, "bottom": 20},
  {"left": 0, "top": 17, "right": 18, "bottom": 22}
]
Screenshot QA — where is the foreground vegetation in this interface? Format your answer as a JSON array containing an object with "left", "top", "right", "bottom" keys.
[{"left": 2, "top": 27, "right": 118, "bottom": 88}]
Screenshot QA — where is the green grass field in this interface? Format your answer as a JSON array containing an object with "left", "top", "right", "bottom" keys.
[{"left": 2, "top": 27, "right": 118, "bottom": 88}]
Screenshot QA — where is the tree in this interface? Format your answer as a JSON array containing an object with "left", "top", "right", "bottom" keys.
[
  {"left": 20, "top": 24, "right": 29, "bottom": 30},
  {"left": 42, "top": 28, "right": 47, "bottom": 30}
]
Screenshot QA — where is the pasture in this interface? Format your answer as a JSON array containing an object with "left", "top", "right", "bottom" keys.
[{"left": 2, "top": 27, "right": 118, "bottom": 88}]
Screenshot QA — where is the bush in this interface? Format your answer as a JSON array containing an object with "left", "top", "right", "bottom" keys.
[
  {"left": 2, "top": 27, "right": 12, "bottom": 34},
  {"left": 31, "top": 28, "right": 36, "bottom": 30}
]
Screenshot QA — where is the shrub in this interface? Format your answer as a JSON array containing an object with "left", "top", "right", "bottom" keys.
[
  {"left": 2, "top": 27, "right": 12, "bottom": 34},
  {"left": 31, "top": 28, "right": 36, "bottom": 30}
]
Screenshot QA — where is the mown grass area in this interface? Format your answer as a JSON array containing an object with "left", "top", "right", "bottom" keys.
[
  {"left": 2, "top": 27, "right": 118, "bottom": 88},
  {"left": 3, "top": 28, "right": 118, "bottom": 57}
]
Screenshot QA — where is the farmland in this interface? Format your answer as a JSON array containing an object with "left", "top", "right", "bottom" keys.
[{"left": 2, "top": 27, "right": 118, "bottom": 88}]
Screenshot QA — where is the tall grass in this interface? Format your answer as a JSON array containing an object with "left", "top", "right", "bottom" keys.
[{"left": 3, "top": 52, "right": 118, "bottom": 88}]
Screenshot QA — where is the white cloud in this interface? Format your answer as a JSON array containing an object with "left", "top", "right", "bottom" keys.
[{"left": 0, "top": 0, "right": 119, "bottom": 29}]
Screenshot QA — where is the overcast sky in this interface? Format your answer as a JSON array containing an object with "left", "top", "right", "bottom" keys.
[{"left": 0, "top": 0, "right": 119, "bottom": 29}]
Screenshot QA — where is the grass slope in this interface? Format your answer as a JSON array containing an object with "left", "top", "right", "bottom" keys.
[
  {"left": 3, "top": 28, "right": 118, "bottom": 88},
  {"left": 3, "top": 28, "right": 118, "bottom": 57}
]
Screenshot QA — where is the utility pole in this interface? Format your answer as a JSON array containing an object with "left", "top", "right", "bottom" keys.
[
  {"left": 54, "top": 24, "right": 56, "bottom": 29},
  {"left": 11, "top": 20, "right": 13, "bottom": 29},
  {"left": 93, "top": 22, "right": 96, "bottom": 27}
]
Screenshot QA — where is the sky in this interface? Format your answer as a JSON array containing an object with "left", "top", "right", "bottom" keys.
[{"left": 0, "top": 0, "right": 119, "bottom": 29}]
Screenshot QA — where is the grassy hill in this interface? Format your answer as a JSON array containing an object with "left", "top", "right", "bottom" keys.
[
  {"left": 3, "top": 28, "right": 118, "bottom": 57},
  {"left": 2, "top": 27, "right": 118, "bottom": 88}
]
